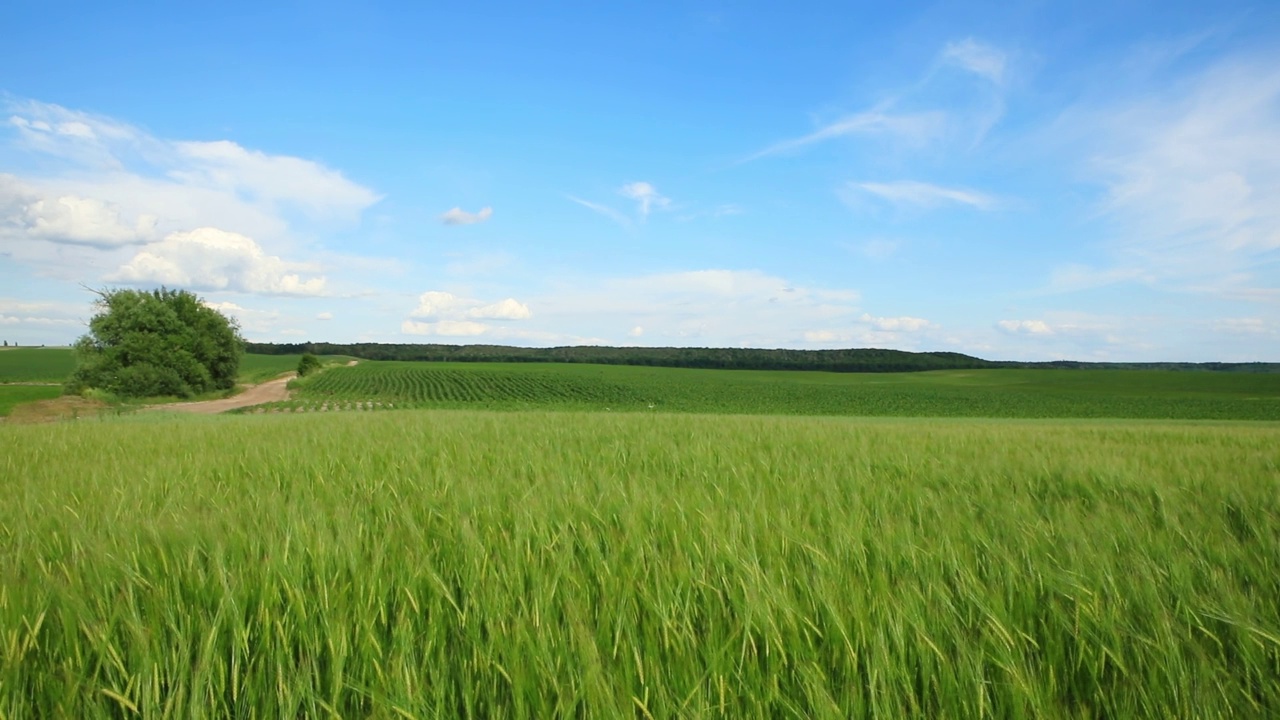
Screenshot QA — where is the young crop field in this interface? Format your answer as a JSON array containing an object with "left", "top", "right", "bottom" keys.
[
  {"left": 0, "top": 347, "right": 77, "bottom": 384},
  {"left": 0, "top": 385, "right": 63, "bottom": 417},
  {"left": 0, "top": 411, "right": 1277, "bottom": 717},
  {"left": 281, "top": 360, "right": 1280, "bottom": 420}
]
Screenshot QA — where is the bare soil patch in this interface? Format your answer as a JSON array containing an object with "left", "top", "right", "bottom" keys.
[
  {"left": 5, "top": 396, "right": 109, "bottom": 424},
  {"left": 153, "top": 373, "right": 297, "bottom": 415}
]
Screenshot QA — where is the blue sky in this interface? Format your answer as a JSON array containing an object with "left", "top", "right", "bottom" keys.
[{"left": 2, "top": 0, "right": 1278, "bottom": 361}]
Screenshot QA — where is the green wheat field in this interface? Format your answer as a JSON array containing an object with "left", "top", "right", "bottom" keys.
[{"left": 2, "top": 352, "right": 1279, "bottom": 717}]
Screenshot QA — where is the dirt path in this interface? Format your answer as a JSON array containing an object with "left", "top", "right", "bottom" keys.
[{"left": 153, "top": 373, "right": 297, "bottom": 415}]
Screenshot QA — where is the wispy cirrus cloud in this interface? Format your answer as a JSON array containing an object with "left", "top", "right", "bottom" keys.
[
  {"left": 1045, "top": 55, "right": 1280, "bottom": 302},
  {"left": 568, "top": 181, "right": 673, "bottom": 227},
  {"left": 619, "top": 182, "right": 670, "bottom": 219},
  {"left": 743, "top": 108, "right": 945, "bottom": 162},
  {"left": 940, "top": 38, "right": 1008, "bottom": 85},
  {"left": 567, "top": 194, "right": 633, "bottom": 229},
  {"left": 744, "top": 37, "right": 1011, "bottom": 163},
  {"left": 845, "top": 180, "right": 998, "bottom": 210}
]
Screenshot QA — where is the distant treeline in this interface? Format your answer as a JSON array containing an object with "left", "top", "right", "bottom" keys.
[
  {"left": 244, "top": 342, "right": 1280, "bottom": 373},
  {"left": 248, "top": 343, "right": 996, "bottom": 372}
]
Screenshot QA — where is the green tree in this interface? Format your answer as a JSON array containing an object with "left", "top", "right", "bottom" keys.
[
  {"left": 67, "top": 287, "right": 245, "bottom": 398},
  {"left": 296, "top": 353, "right": 322, "bottom": 377}
]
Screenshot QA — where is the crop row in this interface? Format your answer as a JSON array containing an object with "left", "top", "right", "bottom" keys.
[{"left": 287, "top": 362, "right": 1280, "bottom": 419}]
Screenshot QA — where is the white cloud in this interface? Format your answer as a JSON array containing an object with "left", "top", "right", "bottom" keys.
[
  {"left": 802, "top": 313, "right": 935, "bottom": 346},
  {"left": 628, "top": 325, "right": 644, "bottom": 337},
  {"left": 316, "top": 312, "right": 333, "bottom": 320},
  {"left": 199, "top": 300, "right": 282, "bottom": 333},
  {"left": 846, "top": 181, "right": 997, "bottom": 210},
  {"left": 941, "top": 38, "right": 1007, "bottom": 84},
  {"left": 111, "top": 227, "right": 328, "bottom": 296},
  {"left": 746, "top": 108, "right": 945, "bottom": 161},
  {"left": 170, "top": 140, "right": 381, "bottom": 220},
  {"left": 997, "top": 320, "right": 1054, "bottom": 335},
  {"left": 1074, "top": 57, "right": 1280, "bottom": 300},
  {"left": 408, "top": 290, "right": 532, "bottom": 323},
  {"left": 401, "top": 319, "right": 490, "bottom": 337},
  {"left": 567, "top": 195, "right": 633, "bottom": 229},
  {"left": 468, "top": 297, "right": 532, "bottom": 320},
  {"left": 860, "top": 313, "right": 933, "bottom": 331},
  {"left": 2, "top": 98, "right": 381, "bottom": 289},
  {"left": 619, "top": 182, "right": 670, "bottom": 219},
  {"left": 0, "top": 314, "right": 79, "bottom": 326},
  {"left": 0, "top": 174, "right": 157, "bottom": 247},
  {"left": 439, "top": 206, "right": 493, "bottom": 225}
]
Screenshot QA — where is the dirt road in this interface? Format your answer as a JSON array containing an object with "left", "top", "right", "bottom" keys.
[{"left": 154, "top": 373, "right": 297, "bottom": 415}]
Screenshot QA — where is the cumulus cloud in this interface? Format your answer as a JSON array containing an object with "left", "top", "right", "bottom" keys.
[
  {"left": 802, "top": 313, "right": 935, "bottom": 346},
  {"left": 110, "top": 227, "right": 328, "bottom": 296},
  {"left": 0, "top": 174, "right": 156, "bottom": 247},
  {"left": 846, "top": 181, "right": 997, "bottom": 210},
  {"left": 860, "top": 313, "right": 934, "bottom": 331},
  {"left": 401, "top": 319, "right": 490, "bottom": 337},
  {"left": 2, "top": 98, "right": 382, "bottom": 288},
  {"left": 409, "top": 290, "right": 532, "bottom": 323},
  {"left": 316, "top": 312, "right": 333, "bottom": 320},
  {"left": 997, "top": 320, "right": 1054, "bottom": 335},
  {"left": 439, "top": 206, "right": 493, "bottom": 225}
]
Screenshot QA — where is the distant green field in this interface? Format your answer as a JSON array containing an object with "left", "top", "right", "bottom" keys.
[
  {"left": 282, "top": 361, "right": 1280, "bottom": 420},
  {"left": 2, "top": 411, "right": 1277, "bottom": 716},
  {"left": 0, "top": 347, "right": 77, "bottom": 384},
  {"left": 0, "top": 385, "right": 63, "bottom": 416},
  {"left": 237, "top": 353, "right": 351, "bottom": 383},
  {"left": 0, "top": 348, "right": 343, "bottom": 386}
]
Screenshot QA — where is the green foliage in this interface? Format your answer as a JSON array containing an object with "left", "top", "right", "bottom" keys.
[
  {"left": 66, "top": 288, "right": 244, "bottom": 399},
  {"left": 283, "top": 361, "right": 1280, "bottom": 420},
  {"left": 296, "top": 353, "right": 322, "bottom": 377},
  {"left": 1, "top": 413, "right": 1278, "bottom": 716},
  {"left": 0, "top": 348, "right": 78, "bottom": 384}
]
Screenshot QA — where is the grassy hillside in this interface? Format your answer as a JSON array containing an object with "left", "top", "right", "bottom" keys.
[
  {"left": 1, "top": 412, "right": 1276, "bottom": 716},
  {"left": 281, "top": 361, "right": 1280, "bottom": 420}
]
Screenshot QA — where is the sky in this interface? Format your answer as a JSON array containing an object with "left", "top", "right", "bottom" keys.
[{"left": 1, "top": 0, "right": 1278, "bottom": 361}]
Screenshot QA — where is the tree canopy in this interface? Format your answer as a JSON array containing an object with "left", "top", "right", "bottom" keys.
[{"left": 68, "top": 287, "right": 244, "bottom": 398}]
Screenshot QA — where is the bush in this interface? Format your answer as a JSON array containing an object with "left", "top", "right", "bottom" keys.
[
  {"left": 67, "top": 287, "right": 244, "bottom": 399},
  {"left": 297, "top": 353, "right": 322, "bottom": 377}
]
